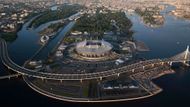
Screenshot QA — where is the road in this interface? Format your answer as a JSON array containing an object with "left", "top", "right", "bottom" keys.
[{"left": 0, "top": 38, "right": 172, "bottom": 81}]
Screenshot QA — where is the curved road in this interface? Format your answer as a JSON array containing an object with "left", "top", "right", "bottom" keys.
[{"left": 0, "top": 38, "right": 187, "bottom": 81}]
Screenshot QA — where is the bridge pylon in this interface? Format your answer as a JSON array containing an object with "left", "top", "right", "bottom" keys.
[
  {"left": 169, "top": 45, "right": 190, "bottom": 66},
  {"left": 183, "top": 45, "right": 190, "bottom": 66}
]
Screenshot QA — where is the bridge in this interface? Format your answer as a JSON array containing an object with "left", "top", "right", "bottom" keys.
[
  {"left": 0, "top": 74, "right": 21, "bottom": 80},
  {"left": 0, "top": 38, "right": 190, "bottom": 81},
  {"left": 167, "top": 45, "right": 190, "bottom": 66}
]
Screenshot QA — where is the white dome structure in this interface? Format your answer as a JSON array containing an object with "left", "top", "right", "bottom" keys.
[{"left": 40, "top": 35, "right": 49, "bottom": 44}]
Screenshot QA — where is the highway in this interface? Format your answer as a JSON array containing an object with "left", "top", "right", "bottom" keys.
[{"left": 0, "top": 38, "right": 189, "bottom": 81}]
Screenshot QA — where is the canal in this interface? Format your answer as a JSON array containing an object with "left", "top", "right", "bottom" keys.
[{"left": 32, "top": 21, "right": 75, "bottom": 60}]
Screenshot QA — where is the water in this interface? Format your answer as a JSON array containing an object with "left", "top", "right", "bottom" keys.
[
  {"left": 33, "top": 21, "right": 75, "bottom": 60},
  {"left": 35, "top": 19, "right": 64, "bottom": 32},
  {"left": 35, "top": 12, "right": 81, "bottom": 33},
  {"left": 7, "top": 15, "right": 42, "bottom": 65},
  {"left": 1, "top": 6, "right": 190, "bottom": 106}
]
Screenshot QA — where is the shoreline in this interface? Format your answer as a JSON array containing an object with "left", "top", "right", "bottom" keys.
[{"left": 23, "top": 76, "right": 162, "bottom": 103}]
